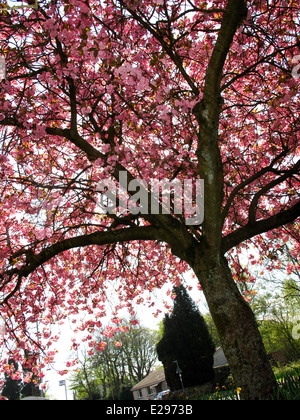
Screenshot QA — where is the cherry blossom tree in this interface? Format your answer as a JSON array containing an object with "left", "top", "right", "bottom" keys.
[{"left": 0, "top": 0, "right": 299, "bottom": 400}]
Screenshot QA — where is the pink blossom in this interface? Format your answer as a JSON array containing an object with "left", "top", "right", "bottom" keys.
[
  {"left": 58, "top": 370, "right": 69, "bottom": 376},
  {"left": 23, "top": 372, "right": 33, "bottom": 384},
  {"left": 95, "top": 342, "right": 107, "bottom": 352},
  {"left": 286, "top": 262, "right": 294, "bottom": 275},
  {"left": 102, "top": 144, "right": 111, "bottom": 154},
  {"left": 0, "top": 0, "right": 299, "bottom": 395},
  {"left": 66, "top": 360, "right": 77, "bottom": 368},
  {"left": 35, "top": 126, "right": 46, "bottom": 137}
]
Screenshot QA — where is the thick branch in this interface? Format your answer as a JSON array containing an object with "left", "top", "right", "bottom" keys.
[
  {"left": 203, "top": 0, "right": 247, "bottom": 100},
  {"left": 193, "top": 0, "right": 248, "bottom": 127},
  {"left": 2, "top": 226, "right": 162, "bottom": 283},
  {"left": 248, "top": 160, "right": 300, "bottom": 224},
  {"left": 222, "top": 200, "right": 300, "bottom": 254},
  {"left": 193, "top": 0, "right": 247, "bottom": 252},
  {"left": 0, "top": 108, "right": 196, "bottom": 262},
  {"left": 45, "top": 127, "right": 103, "bottom": 162},
  {"left": 221, "top": 149, "right": 290, "bottom": 224}
]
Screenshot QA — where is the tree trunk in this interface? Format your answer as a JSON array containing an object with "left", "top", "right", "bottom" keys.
[{"left": 193, "top": 249, "right": 277, "bottom": 400}]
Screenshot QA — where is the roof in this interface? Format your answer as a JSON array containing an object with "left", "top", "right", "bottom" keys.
[{"left": 131, "top": 368, "right": 166, "bottom": 391}]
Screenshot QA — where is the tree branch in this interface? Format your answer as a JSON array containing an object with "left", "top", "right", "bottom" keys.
[
  {"left": 116, "top": 0, "right": 199, "bottom": 96},
  {"left": 0, "top": 226, "right": 163, "bottom": 304},
  {"left": 193, "top": 0, "right": 247, "bottom": 252},
  {"left": 45, "top": 126, "right": 103, "bottom": 162},
  {"left": 248, "top": 160, "right": 300, "bottom": 225},
  {"left": 222, "top": 200, "right": 300, "bottom": 254},
  {"left": 221, "top": 149, "right": 291, "bottom": 224},
  {"left": 0, "top": 108, "right": 196, "bottom": 262},
  {"left": 27, "top": 226, "right": 163, "bottom": 275},
  {"left": 202, "top": 0, "right": 248, "bottom": 100},
  {"left": 221, "top": 43, "right": 300, "bottom": 91}
]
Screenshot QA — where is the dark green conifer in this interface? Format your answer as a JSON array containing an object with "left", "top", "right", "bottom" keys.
[{"left": 157, "top": 285, "right": 215, "bottom": 391}]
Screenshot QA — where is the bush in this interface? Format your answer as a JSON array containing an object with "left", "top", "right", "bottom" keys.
[{"left": 157, "top": 285, "right": 215, "bottom": 391}]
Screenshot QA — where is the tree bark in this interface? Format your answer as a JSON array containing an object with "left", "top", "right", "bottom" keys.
[
  {"left": 188, "top": 0, "right": 278, "bottom": 400},
  {"left": 192, "top": 248, "right": 277, "bottom": 400}
]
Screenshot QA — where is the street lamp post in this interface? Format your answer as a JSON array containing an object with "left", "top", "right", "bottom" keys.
[
  {"left": 59, "top": 380, "right": 68, "bottom": 400},
  {"left": 173, "top": 360, "right": 185, "bottom": 392}
]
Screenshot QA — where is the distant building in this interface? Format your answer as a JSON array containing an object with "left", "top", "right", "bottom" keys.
[
  {"left": 131, "top": 368, "right": 168, "bottom": 401},
  {"left": 132, "top": 348, "right": 228, "bottom": 400},
  {"left": 268, "top": 350, "right": 286, "bottom": 366}
]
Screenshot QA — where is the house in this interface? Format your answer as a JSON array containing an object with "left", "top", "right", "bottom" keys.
[
  {"left": 131, "top": 368, "right": 168, "bottom": 401},
  {"left": 131, "top": 348, "right": 229, "bottom": 400},
  {"left": 268, "top": 350, "right": 286, "bottom": 366}
]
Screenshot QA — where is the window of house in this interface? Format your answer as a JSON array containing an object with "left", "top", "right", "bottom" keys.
[
  {"left": 156, "top": 383, "right": 163, "bottom": 394},
  {"left": 148, "top": 387, "right": 154, "bottom": 396}
]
